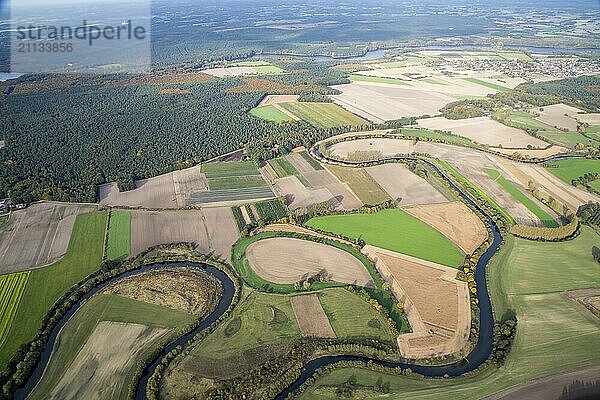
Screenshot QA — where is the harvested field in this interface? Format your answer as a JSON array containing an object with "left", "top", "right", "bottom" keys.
[
  {"left": 99, "top": 166, "right": 207, "bottom": 208},
  {"left": 570, "top": 113, "right": 600, "bottom": 125},
  {"left": 102, "top": 268, "right": 221, "bottom": 316},
  {"left": 130, "top": 210, "right": 210, "bottom": 256},
  {"left": 273, "top": 158, "right": 363, "bottom": 211},
  {"left": 363, "top": 246, "right": 471, "bottom": 358},
  {"left": 159, "top": 88, "right": 191, "bottom": 95},
  {"left": 274, "top": 176, "right": 333, "bottom": 210},
  {"left": 404, "top": 202, "right": 487, "bottom": 254},
  {"left": 290, "top": 294, "right": 336, "bottom": 338},
  {"left": 497, "top": 159, "right": 599, "bottom": 211},
  {"left": 365, "top": 163, "right": 448, "bottom": 206},
  {"left": 245, "top": 237, "right": 373, "bottom": 287},
  {"left": 47, "top": 321, "right": 166, "bottom": 400},
  {"left": 325, "top": 165, "right": 390, "bottom": 205},
  {"left": 414, "top": 142, "right": 546, "bottom": 224},
  {"left": 0, "top": 202, "right": 96, "bottom": 273},
  {"left": 202, "top": 66, "right": 272, "bottom": 77},
  {"left": 491, "top": 145, "right": 569, "bottom": 158},
  {"left": 258, "top": 94, "right": 299, "bottom": 106},
  {"left": 417, "top": 116, "right": 550, "bottom": 148},
  {"left": 331, "top": 82, "right": 455, "bottom": 122},
  {"left": 202, "top": 207, "right": 240, "bottom": 261},
  {"left": 531, "top": 103, "right": 584, "bottom": 131},
  {"left": 328, "top": 138, "right": 415, "bottom": 160}
]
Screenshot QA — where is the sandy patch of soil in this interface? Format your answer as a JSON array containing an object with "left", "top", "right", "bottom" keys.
[{"left": 291, "top": 294, "right": 336, "bottom": 338}]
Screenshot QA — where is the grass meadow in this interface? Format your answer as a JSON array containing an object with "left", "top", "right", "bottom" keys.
[
  {"left": 106, "top": 210, "right": 131, "bottom": 260},
  {"left": 29, "top": 293, "right": 192, "bottom": 400},
  {"left": 280, "top": 102, "right": 368, "bottom": 128},
  {"left": 0, "top": 212, "right": 107, "bottom": 366},
  {"left": 250, "top": 105, "right": 292, "bottom": 123},
  {"left": 297, "top": 227, "right": 600, "bottom": 399},
  {"left": 306, "top": 209, "right": 465, "bottom": 268}
]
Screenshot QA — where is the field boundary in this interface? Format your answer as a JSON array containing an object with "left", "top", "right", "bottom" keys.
[{"left": 363, "top": 245, "right": 471, "bottom": 359}]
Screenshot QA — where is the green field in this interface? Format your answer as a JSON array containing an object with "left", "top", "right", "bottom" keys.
[
  {"left": 0, "top": 272, "right": 29, "bottom": 347},
  {"left": 298, "top": 227, "right": 600, "bottom": 399},
  {"left": 318, "top": 288, "right": 394, "bottom": 343},
  {"left": 497, "top": 110, "right": 597, "bottom": 148},
  {"left": 279, "top": 102, "right": 368, "bottom": 129},
  {"left": 306, "top": 209, "right": 465, "bottom": 268},
  {"left": 462, "top": 77, "right": 510, "bottom": 92},
  {"left": 30, "top": 293, "right": 193, "bottom": 400},
  {"left": 325, "top": 165, "right": 390, "bottom": 205},
  {"left": 250, "top": 105, "right": 292, "bottom": 123},
  {"left": 106, "top": 210, "right": 131, "bottom": 260},
  {"left": 439, "top": 160, "right": 515, "bottom": 224},
  {"left": 299, "top": 150, "right": 324, "bottom": 170},
  {"left": 348, "top": 74, "right": 411, "bottom": 86},
  {"left": 201, "top": 161, "right": 268, "bottom": 190},
  {"left": 267, "top": 156, "right": 310, "bottom": 186},
  {"left": 232, "top": 61, "right": 285, "bottom": 74},
  {"left": 544, "top": 158, "right": 600, "bottom": 184},
  {"left": 0, "top": 214, "right": 7, "bottom": 227},
  {"left": 0, "top": 211, "right": 107, "bottom": 366},
  {"left": 184, "top": 289, "right": 302, "bottom": 379},
  {"left": 484, "top": 168, "right": 557, "bottom": 228}
]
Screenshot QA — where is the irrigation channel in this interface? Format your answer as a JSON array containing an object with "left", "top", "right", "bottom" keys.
[{"left": 17, "top": 156, "right": 502, "bottom": 400}]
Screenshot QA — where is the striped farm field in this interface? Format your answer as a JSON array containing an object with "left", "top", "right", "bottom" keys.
[
  {"left": 0, "top": 271, "right": 30, "bottom": 346},
  {"left": 279, "top": 102, "right": 368, "bottom": 128}
]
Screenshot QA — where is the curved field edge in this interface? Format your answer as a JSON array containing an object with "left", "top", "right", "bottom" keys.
[
  {"left": 0, "top": 211, "right": 107, "bottom": 367},
  {"left": 232, "top": 231, "right": 410, "bottom": 333},
  {"left": 28, "top": 293, "right": 196, "bottom": 400},
  {"left": 305, "top": 209, "right": 465, "bottom": 268},
  {"left": 294, "top": 226, "right": 600, "bottom": 400}
]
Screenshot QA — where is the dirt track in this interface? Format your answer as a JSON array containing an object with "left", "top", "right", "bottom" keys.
[
  {"left": 404, "top": 202, "right": 487, "bottom": 254},
  {"left": 0, "top": 202, "right": 96, "bottom": 273},
  {"left": 291, "top": 294, "right": 336, "bottom": 338},
  {"left": 246, "top": 237, "right": 374, "bottom": 287},
  {"left": 363, "top": 245, "right": 471, "bottom": 359}
]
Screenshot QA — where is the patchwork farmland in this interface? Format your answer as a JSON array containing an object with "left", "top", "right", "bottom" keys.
[
  {"left": 364, "top": 246, "right": 471, "bottom": 358},
  {"left": 272, "top": 152, "right": 362, "bottom": 211},
  {"left": 306, "top": 209, "right": 465, "bottom": 268},
  {"left": 0, "top": 202, "right": 97, "bottom": 273},
  {"left": 417, "top": 116, "right": 550, "bottom": 148},
  {"left": 99, "top": 166, "right": 208, "bottom": 208},
  {"left": 404, "top": 202, "right": 488, "bottom": 254}
]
